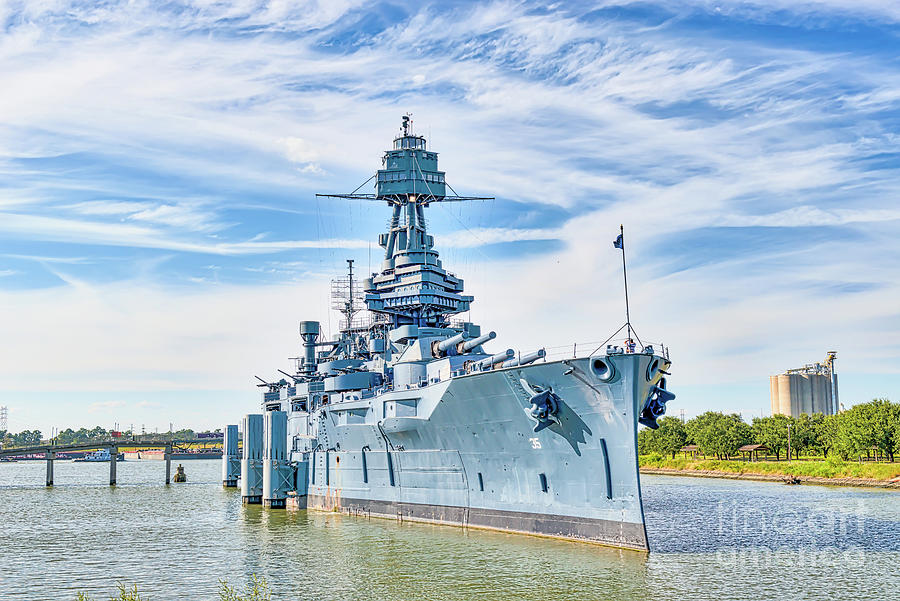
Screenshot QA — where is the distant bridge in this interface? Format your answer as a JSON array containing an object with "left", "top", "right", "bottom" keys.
[{"left": 0, "top": 438, "right": 223, "bottom": 486}]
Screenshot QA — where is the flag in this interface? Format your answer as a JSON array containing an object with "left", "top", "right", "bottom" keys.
[{"left": 613, "top": 233, "right": 623, "bottom": 249}]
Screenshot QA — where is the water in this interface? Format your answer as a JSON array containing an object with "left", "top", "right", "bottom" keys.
[{"left": 1, "top": 460, "right": 898, "bottom": 600}]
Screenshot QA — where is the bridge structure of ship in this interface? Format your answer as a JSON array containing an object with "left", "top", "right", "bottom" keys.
[{"left": 0, "top": 438, "right": 218, "bottom": 486}]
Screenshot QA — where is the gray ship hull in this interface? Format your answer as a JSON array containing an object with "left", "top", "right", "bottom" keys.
[
  {"left": 290, "top": 353, "right": 656, "bottom": 550},
  {"left": 233, "top": 117, "right": 674, "bottom": 552}
]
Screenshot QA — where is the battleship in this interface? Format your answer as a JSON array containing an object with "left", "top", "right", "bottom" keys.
[{"left": 227, "top": 116, "right": 675, "bottom": 551}]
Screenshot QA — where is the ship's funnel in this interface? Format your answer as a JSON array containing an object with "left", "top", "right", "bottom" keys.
[{"left": 299, "top": 321, "right": 320, "bottom": 373}]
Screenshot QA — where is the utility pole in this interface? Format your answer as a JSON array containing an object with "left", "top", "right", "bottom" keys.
[
  {"left": 0, "top": 406, "right": 8, "bottom": 433},
  {"left": 787, "top": 422, "right": 792, "bottom": 463}
]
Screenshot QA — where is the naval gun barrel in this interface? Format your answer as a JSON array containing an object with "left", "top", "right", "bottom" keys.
[
  {"left": 277, "top": 369, "right": 301, "bottom": 383},
  {"left": 477, "top": 349, "right": 515, "bottom": 370},
  {"left": 435, "top": 332, "right": 469, "bottom": 355},
  {"left": 501, "top": 349, "right": 546, "bottom": 368},
  {"left": 460, "top": 331, "right": 496, "bottom": 353}
]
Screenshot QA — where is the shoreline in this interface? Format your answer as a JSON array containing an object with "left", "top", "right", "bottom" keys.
[{"left": 640, "top": 467, "right": 900, "bottom": 490}]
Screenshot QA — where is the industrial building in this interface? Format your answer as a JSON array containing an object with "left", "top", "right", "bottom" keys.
[{"left": 770, "top": 351, "right": 839, "bottom": 417}]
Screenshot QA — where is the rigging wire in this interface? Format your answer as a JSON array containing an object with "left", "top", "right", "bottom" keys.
[{"left": 434, "top": 198, "right": 492, "bottom": 262}]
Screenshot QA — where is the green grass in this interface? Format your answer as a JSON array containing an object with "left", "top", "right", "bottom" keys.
[{"left": 639, "top": 455, "right": 900, "bottom": 481}]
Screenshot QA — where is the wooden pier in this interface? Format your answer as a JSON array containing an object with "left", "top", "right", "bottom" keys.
[{"left": 0, "top": 439, "right": 214, "bottom": 486}]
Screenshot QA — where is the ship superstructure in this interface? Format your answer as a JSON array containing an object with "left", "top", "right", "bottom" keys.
[{"left": 230, "top": 116, "right": 675, "bottom": 550}]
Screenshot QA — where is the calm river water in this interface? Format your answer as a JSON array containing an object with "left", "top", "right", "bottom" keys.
[{"left": 1, "top": 459, "right": 897, "bottom": 600}]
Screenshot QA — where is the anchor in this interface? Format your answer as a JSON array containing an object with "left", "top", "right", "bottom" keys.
[
  {"left": 520, "top": 379, "right": 562, "bottom": 432},
  {"left": 638, "top": 383, "right": 675, "bottom": 429}
]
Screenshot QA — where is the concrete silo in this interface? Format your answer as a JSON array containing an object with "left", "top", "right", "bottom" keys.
[{"left": 770, "top": 352, "right": 838, "bottom": 417}]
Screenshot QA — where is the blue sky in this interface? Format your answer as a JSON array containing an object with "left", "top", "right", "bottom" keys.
[{"left": 1, "top": 0, "right": 899, "bottom": 434}]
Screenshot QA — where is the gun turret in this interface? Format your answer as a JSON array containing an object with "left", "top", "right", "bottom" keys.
[
  {"left": 460, "top": 331, "right": 496, "bottom": 353},
  {"left": 501, "top": 349, "right": 546, "bottom": 368},
  {"left": 434, "top": 332, "right": 469, "bottom": 356},
  {"left": 254, "top": 375, "right": 270, "bottom": 387},
  {"left": 476, "top": 349, "right": 515, "bottom": 370}
]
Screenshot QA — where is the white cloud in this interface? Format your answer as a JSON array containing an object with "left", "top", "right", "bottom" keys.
[
  {"left": 88, "top": 400, "right": 126, "bottom": 413},
  {"left": 279, "top": 137, "right": 319, "bottom": 163},
  {"left": 1, "top": 1, "right": 900, "bottom": 430},
  {"left": 718, "top": 206, "right": 900, "bottom": 228},
  {"left": 0, "top": 211, "right": 369, "bottom": 255},
  {"left": 65, "top": 200, "right": 221, "bottom": 232}
]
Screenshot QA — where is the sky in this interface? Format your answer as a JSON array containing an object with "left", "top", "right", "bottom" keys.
[{"left": 1, "top": 0, "right": 899, "bottom": 435}]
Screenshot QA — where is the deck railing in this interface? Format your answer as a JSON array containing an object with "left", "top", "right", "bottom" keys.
[{"left": 511, "top": 338, "right": 669, "bottom": 363}]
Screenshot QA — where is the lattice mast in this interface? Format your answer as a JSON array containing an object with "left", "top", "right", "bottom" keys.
[
  {"left": 331, "top": 259, "right": 366, "bottom": 330},
  {"left": 317, "top": 115, "right": 494, "bottom": 329}
]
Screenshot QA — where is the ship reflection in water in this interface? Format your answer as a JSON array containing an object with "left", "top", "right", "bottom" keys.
[{"left": 1, "top": 461, "right": 898, "bottom": 600}]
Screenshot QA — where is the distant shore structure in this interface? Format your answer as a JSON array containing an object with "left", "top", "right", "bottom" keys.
[{"left": 770, "top": 351, "right": 838, "bottom": 417}]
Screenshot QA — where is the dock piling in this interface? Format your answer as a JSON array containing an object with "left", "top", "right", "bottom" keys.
[
  {"left": 165, "top": 444, "right": 172, "bottom": 484},
  {"left": 222, "top": 424, "right": 240, "bottom": 487},
  {"left": 240, "top": 414, "right": 264, "bottom": 504},
  {"left": 263, "top": 411, "right": 293, "bottom": 508},
  {"left": 45, "top": 451, "right": 55, "bottom": 486},
  {"left": 109, "top": 447, "right": 117, "bottom": 486}
]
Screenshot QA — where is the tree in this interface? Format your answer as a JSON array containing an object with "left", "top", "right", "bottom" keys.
[
  {"left": 9, "top": 429, "right": 42, "bottom": 446},
  {"left": 687, "top": 412, "right": 751, "bottom": 459},
  {"left": 637, "top": 427, "right": 654, "bottom": 455},
  {"left": 751, "top": 415, "right": 791, "bottom": 460},
  {"left": 816, "top": 413, "right": 841, "bottom": 458},
  {"left": 791, "top": 413, "right": 818, "bottom": 459},
  {"left": 652, "top": 417, "right": 688, "bottom": 458},
  {"left": 637, "top": 417, "right": 687, "bottom": 458},
  {"left": 838, "top": 399, "right": 899, "bottom": 462}
]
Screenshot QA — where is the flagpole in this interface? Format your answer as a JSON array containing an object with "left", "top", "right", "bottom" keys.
[{"left": 619, "top": 224, "right": 632, "bottom": 340}]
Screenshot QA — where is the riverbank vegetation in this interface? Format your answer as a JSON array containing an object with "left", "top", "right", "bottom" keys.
[
  {"left": 638, "top": 399, "right": 900, "bottom": 462},
  {"left": 1, "top": 426, "right": 219, "bottom": 448},
  {"left": 639, "top": 454, "right": 900, "bottom": 481},
  {"left": 76, "top": 575, "right": 271, "bottom": 601}
]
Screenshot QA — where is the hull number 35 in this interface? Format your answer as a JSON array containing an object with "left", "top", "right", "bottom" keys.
[{"left": 529, "top": 438, "right": 542, "bottom": 449}]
